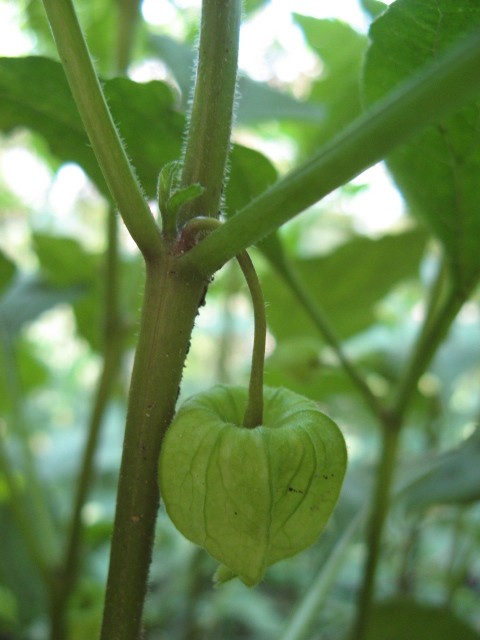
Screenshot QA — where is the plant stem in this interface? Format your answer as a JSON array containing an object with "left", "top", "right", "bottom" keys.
[
  {"left": 279, "top": 510, "right": 365, "bottom": 640},
  {"left": 42, "top": 0, "right": 162, "bottom": 260},
  {"left": 350, "top": 261, "right": 467, "bottom": 640},
  {"left": 100, "top": 257, "right": 208, "bottom": 640},
  {"left": 350, "top": 426, "right": 401, "bottom": 640},
  {"left": 237, "top": 251, "right": 266, "bottom": 429},
  {"left": 181, "top": 218, "right": 267, "bottom": 428},
  {"left": 180, "top": 29, "right": 480, "bottom": 277},
  {"left": 0, "top": 335, "right": 59, "bottom": 568},
  {"left": 179, "top": 0, "right": 241, "bottom": 224},
  {"left": 100, "top": 0, "right": 241, "bottom": 631},
  {"left": 389, "top": 278, "right": 465, "bottom": 424},
  {"left": 115, "top": 0, "right": 142, "bottom": 74},
  {"left": 49, "top": 210, "right": 123, "bottom": 640}
]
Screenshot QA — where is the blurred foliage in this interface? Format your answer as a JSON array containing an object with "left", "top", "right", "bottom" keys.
[
  {"left": 364, "top": 0, "right": 480, "bottom": 292},
  {"left": 0, "top": 0, "right": 479, "bottom": 639}
]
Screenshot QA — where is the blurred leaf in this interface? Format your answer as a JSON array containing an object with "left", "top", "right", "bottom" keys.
[
  {"left": 0, "top": 584, "right": 17, "bottom": 629},
  {"left": 73, "top": 254, "right": 144, "bottom": 351},
  {"left": 0, "top": 56, "right": 184, "bottom": 199},
  {"left": 292, "top": 17, "right": 367, "bottom": 153},
  {"left": 0, "top": 276, "right": 84, "bottom": 338},
  {"left": 226, "top": 145, "right": 277, "bottom": 214},
  {"left": 0, "top": 56, "right": 290, "bottom": 219},
  {"left": 363, "top": 0, "right": 480, "bottom": 292},
  {"left": 365, "top": 599, "right": 480, "bottom": 640},
  {"left": 359, "top": 0, "right": 388, "bottom": 19},
  {"left": 33, "top": 233, "right": 98, "bottom": 287},
  {"left": 0, "top": 339, "right": 49, "bottom": 411},
  {"left": 263, "top": 229, "right": 426, "bottom": 341},
  {"left": 0, "top": 56, "right": 104, "bottom": 194},
  {"left": 68, "top": 581, "right": 103, "bottom": 640},
  {"left": 24, "top": 0, "right": 118, "bottom": 73},
  {"left": 226, "top": 145, "right": 288, "bottom": 271},
  {"left": 237, "top": 78, "right": 324, "bottom": 124},
  {"left": 34, "top": 233, "right": 103, "bottom": 349},
  {"left": 0, "top": 507, "right": 46, "bottom": 627},
  {"left": 264, "top": 337, "right": 354, "bottom": 402},
  {"left": 0, "top": 251, "right": 16, "bottom": 295},
  {"left": 401, "top": 427, "right": 480, "bottom": 509},
  {"left": 151, "top": 34, "right": 325, "bottom": 123},
  {"left": 106, "top": 76, "right": 183, "bottom": 196},
  {"left": 243, "top": 0, "right": 269, "bottom": 14}
]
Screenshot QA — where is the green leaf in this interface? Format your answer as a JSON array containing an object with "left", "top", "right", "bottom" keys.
[
  {"left": 0, "top": 56, "right": 184, "bottom": 199},
  {"left": 24, "top": 0, "right": 117, "bottom": 74},
  {"left": 0, "top": 507, "right": 46, "bottom": 627},
  {"left": 159, "top": 385, "right": 347, "bottom": 586},
  {"left": 236, "top": 78, "right": 325, "bottom": 125},
  {"left": 0, "top": 584, "right": 17, "bottom": 628},
  {"left": 401, "top": 427, "right": 480, "bottom": 509},
  {"left": 0, "top": 276, "right": 84, "bottom": 338},
  {"left": 360, "top": 0, "right": 388, "bottom": 19},
  {"left": 263, "top": 229, "right": 426, "bottom": 342},
  {"left": 33, "top": 233, "right": 98, "bottom": 287},
  {"left": 166, "top": 183, "right": 204, "bottom": 217},
  {"left": 0, "top": 250, "right": 16, "bottom": 295},
  {"left": 158, "top": 160, "right": 181, "bottom": 217},
  {"left": 73, "top": 254, "right": 144, "bottom": 351},
  {"left": 365, "top": 599, "right": 480, "bottom": 640},
  {"left": 226, "top": 145, "right": 278, "bottom": 214},
  {"left": 363, "top": 0, "right": 480, "bottom": 291},
  {"left": 264, "top": 337, "right": 354, "bottom": 402},
  {"left": 0, "top": 57, "right": 289, "bottom": 220},
  {"left": 225, "top": 145, "right": 287, "bottom": 270},
  {"left": 0, "top": 338, "right": 49, "bottom": 412},
  {"left": 151, "top": 34, "right": 325, "bottom": 124},
  {"left": 293, "top": 17, "right": 368, "bottom": 152}
]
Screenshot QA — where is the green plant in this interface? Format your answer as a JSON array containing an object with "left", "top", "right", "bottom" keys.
[{"left": 0, "top": 1, "right": 480, "bottom": 639}]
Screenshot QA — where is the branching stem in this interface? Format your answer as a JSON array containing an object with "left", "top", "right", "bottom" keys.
[
  {"left": 179, "top": 0, "right": 241, "bottom": 224},
  {"left": 180, "top": 29, "right": 480, "bottom": 277},
  {"left": 41, "top": 0, "right": 162, "bottom": 260},
  {"left": 350, "top": 259, "right": 468, "bottom": 640}
]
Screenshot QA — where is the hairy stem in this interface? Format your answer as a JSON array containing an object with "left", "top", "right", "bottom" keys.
[
  {"left": 100, "top": 257, "right": 208, "bottom": 640},
  {"left": 42, "top": 0, "right": 162, "bottom": 260},
  {"left": 179, "top": 0, "right": 241, "bottom": 224},
  {"left": 180, "top": 29, "right": 480, "bottom": 277},
  {"left": 237, "top": 252, "right": 266, "bottom": 429}
]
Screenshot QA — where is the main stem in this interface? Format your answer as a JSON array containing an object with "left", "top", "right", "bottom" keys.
[
  {"left": 179, "top": 0, "right": 241, "bottom": 224},
  {"left": 100, "top": 257, "right": 208, "bottom": 640},
  {"left": 100, "top": 1, "right": 241, "bottom": 633}
]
